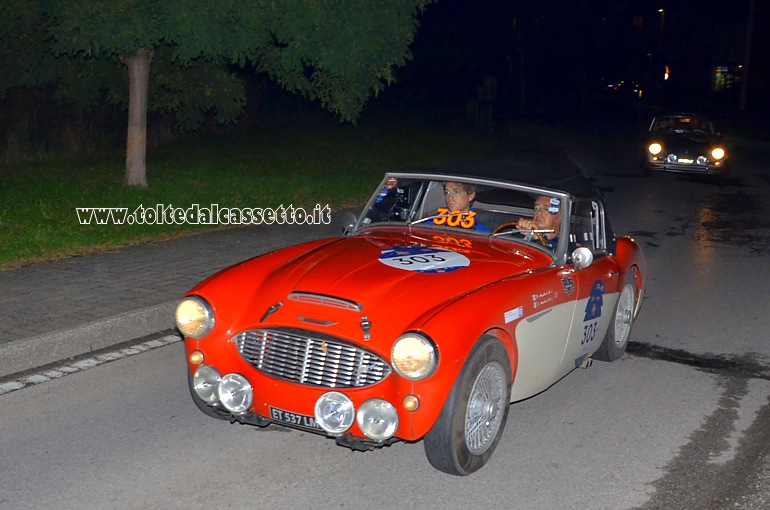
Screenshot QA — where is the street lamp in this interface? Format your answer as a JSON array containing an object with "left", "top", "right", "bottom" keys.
[{"left": 658, "top": 8, "right": 665, "bottom": 35}]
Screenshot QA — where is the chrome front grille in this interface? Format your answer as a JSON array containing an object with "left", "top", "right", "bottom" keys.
[{"left": 234, "top": 328, "right": 390, "bottom": 388}]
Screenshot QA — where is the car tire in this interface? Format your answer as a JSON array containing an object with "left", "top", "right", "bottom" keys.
[
  {"left": 423, "top": 336, "right": 512, "bottom": 476},
  {"left": 187, "top": 369, "right": 230, "bottom": 421},
  {"left": 594, "top": 271, "right": 637, "bottom": 362}
]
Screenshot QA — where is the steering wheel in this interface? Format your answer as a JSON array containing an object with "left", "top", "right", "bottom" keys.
[
  {"left": 492, "top": 221, "right": 518, "bottom": 234},
  {"left": 492, "top": 221, "right": 547, "bottom": 247}
]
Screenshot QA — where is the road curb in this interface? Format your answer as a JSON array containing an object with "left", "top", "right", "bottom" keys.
[{"left": 0, "top": 300, "right": 178, "bottom": 379}]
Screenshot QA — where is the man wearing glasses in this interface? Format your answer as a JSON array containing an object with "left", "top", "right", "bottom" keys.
[{"left": 515, "top": 195, "right": 562, "bottom": 250}]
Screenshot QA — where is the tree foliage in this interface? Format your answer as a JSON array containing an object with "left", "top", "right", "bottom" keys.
[{"left": 0, "top": 0, "right": 432, "bottom": 185}]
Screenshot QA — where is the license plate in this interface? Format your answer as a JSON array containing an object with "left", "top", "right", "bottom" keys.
[
  {"left": 269, "top": 406, "right": 323, "bottom": 431},
  {"left": 679, "top": 158, "right": 694, "bottom": 164}
]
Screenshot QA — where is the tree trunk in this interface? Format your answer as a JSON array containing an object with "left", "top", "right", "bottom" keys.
[{"left": 123, "top": 48, "right": 153, "bottom": 187}]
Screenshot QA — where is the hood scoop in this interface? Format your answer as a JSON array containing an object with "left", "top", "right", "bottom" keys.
[
  {"left": 288, "top": 291, "right": 363, "bottom": 312},
  {"left": 287, "top": 292, "right": 372, "bottom": 342}
]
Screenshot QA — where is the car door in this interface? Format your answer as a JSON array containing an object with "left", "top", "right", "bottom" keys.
[{"left": 560, "top": 199, "right": 621, "bottom": 371}]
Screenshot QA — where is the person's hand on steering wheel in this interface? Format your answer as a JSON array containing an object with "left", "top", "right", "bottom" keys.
[{"left": 492, "top": 218, "right": 548, "bottom": 246}]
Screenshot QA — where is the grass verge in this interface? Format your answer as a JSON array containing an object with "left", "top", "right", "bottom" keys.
[{"left": 0, "top": 114, "right": 499, "bottom": 270}]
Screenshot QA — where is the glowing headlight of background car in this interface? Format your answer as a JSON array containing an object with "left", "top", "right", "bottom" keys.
[
  {"left": 648, "top": 142, "right": 662, "bottom": 155},
  {"left": 391, "top": 332, "right": 437, "bottom": 380},
  {"left": 711, "top": 147, "right": 725, "bottom": 160},
  {"left": 175, "top": 296, "right": 215, "bottom": 339}
]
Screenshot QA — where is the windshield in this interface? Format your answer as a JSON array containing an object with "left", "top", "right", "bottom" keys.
[
  {"left": 356, "top": 175, "right": 567, "bottom": 252},
  {"left": 652, "top": 115, "right": 713, "bottom": 134}
]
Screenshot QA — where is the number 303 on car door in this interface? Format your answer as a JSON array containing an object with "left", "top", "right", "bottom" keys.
[{"left": 581, "top": 320, "right": 599, "bottom": 345}]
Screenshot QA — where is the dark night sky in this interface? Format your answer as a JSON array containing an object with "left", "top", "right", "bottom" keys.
[{"left": 380, "top": 0, "right": 769, "bottom": 120}]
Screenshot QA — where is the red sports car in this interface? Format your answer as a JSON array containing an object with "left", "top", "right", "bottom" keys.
[{"left": 175, "top": 159, "right": 646, "bottom": 475}]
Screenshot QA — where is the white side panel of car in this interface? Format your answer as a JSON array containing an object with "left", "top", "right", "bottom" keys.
[
  {"left": 510, "top": 300, "right": 577, "bottom": 402},
  {"left": 510, "top": 292, "right": 619, "bottom": 402}
]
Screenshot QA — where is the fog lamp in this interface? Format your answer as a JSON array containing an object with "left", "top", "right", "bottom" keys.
[
  {"left": 218, "top": 373, "right": 252, "bottom": 414},
  {"left": 315, "top": 392, "right": 354, "bottom": 435},
  {"left": 357, "top": 399, "right": 398, "bottom": 441},
  {"left": 193, "top": 365, "right": 221, "bottom": 404}
]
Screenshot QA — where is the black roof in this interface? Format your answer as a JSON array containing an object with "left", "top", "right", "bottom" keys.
[{"left": 396, "top": 157, "right": 601, "bottom": 200}]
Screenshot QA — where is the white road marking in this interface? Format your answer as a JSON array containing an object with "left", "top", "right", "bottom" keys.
[{"left": 0, "top": 334, "right": 181, "bottom": 396}]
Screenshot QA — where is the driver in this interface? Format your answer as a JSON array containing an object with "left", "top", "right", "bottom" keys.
[
  {"left": 438, "top": 181, "right": 491, "bottom": 232},
  {"left": 516, "top": 195, "right": 561, "bottom": 250}
]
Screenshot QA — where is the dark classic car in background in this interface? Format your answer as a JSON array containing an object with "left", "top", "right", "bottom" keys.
[
  {"left": 643, "top": 113, "right": 728, "bottom": 175},
  {"left": 175, "top": 158, "right": 646, "bottom": 475}
]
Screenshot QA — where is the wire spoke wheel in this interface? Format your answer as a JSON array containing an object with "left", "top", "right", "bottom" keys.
[
  {"left": 613, "top": 283, "right": 635, "bottom": 348},
  {"left": 465, "top": 361, "right": 506, "bottom": 455},
  {"left": 424, "top": 337, "right": 512, "bottom": 475}
]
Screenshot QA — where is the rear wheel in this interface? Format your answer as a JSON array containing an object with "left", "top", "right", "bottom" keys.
[
  {"left": 424, "top": 336, "right": 512, "bottom": 475},
  {"left": 594, "top": 271, "right": 637, "bottom": 361}
]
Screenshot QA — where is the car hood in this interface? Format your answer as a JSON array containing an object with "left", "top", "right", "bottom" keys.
[
  {"left": 266, "top": 228, "right": 547, "bottom": 307},
  {"left": 202, "top": 227, "right": 552, "bottom": 341}
]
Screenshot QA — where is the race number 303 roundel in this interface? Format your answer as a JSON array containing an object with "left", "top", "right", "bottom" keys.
[{"left": 379, "top": 245, "right": 470, "bottom": 274}]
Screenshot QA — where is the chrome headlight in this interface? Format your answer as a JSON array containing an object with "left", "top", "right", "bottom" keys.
[
  {"left": 357, "top": 399, "right": 398, "bottom": 441},
  {"left": 391, "top": 332, "right": 437, "bottom": 380},
  {"left": 648, "top": 142, "right": 662, "bottom": 155},
  {"left": 175, "top": 296, "right": 215, "bottom": 339},
  {"left": 711, "top": 147, "right": 725, "bottom": 160},
  {"left": 315, "top": 391, "right": 355, "bottom": 435},
  {"left": 193, "top": 365, "right": 221, "bottom": 403},
  {"left": 217, "top": 373, "right": 252, "bottom": 414}
]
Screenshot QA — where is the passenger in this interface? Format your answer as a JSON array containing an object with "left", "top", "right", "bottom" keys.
[
  {"left": 436, "top": 181, "right": 491, "bottom": 232},
  {"left": 516, "top": 195, "right": 561, "bottom": 250}
]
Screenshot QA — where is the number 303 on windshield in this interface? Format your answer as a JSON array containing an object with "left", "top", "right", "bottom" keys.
[{"left": 433, "top": 208, "right": 476, "bottom": 229}]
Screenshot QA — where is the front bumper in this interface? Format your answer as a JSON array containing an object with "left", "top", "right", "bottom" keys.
[
  {"left": 184, "top": 335, "right": 429, "bottom": 447},
  {"left": 646, "top": 159, "right": 726, "bottom": 175}
]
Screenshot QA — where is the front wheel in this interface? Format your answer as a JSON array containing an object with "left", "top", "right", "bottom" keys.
[
  {"left": 594, "top": 271, "right": 638, "bottom": 361},
  {"left": 423, "top": 336, "right": 512, "bottom": 475}
]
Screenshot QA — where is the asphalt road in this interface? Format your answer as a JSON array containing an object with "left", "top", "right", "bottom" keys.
[{"left": 2, "top": 128, "right": 769, "bottom": 510}]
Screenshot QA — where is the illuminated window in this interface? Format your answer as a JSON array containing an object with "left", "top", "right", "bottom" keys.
[{"left": 714, "top": 66, "right": 741, "bottom": 92}]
